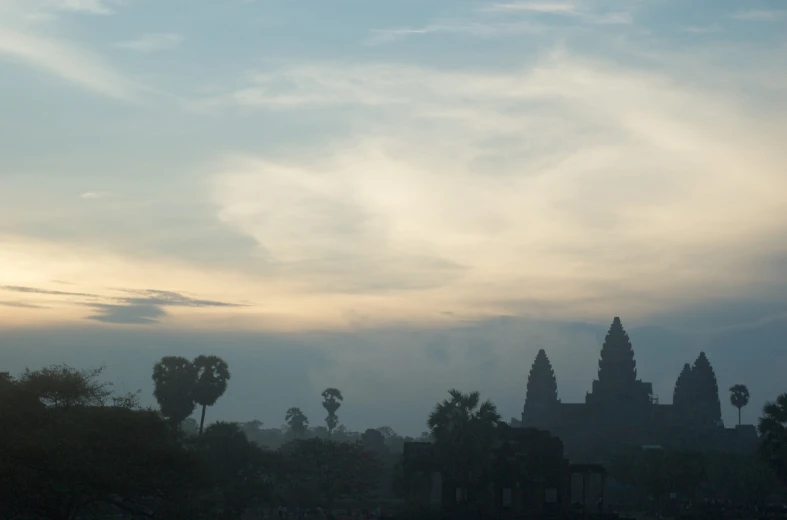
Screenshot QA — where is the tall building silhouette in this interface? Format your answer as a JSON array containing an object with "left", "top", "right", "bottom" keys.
[{"left": 517, "top": 317, "right": 757, "bottom": 463}]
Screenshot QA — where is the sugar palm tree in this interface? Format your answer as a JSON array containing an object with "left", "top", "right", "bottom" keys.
[
  {"left": 321, "top": 388, "right": 343, "bottom": 438},
  {"left": 729, "top": 384, "right": 750, "bottom": 426},
  {"left": 193, "top": 355, "right": 231, "bottom": 436},
  {"left": 152, "top": 356, "right": 197, "bottom": 424},
  {"left": 427, "top": 389, "right": 501, "bottom": 505},
  {"left": 285, "top": 407, "right": 309, "bottom": 438}
]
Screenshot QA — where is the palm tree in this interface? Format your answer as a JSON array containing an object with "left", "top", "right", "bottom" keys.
[
  {"left": 152, "top": 356, "right": 197, "bottom": 424},
  {"left": 730, "top": 384, "right": 750, "bottom": 426},
  {"left": 193, "top": 355, "right": 231, "bottom": 436},
  {"left": 758, "top": 393, "right": 787, "bottom": 486},
  {"left": 321, "top": 388, "right": 343, "bottom": 438},
  {"left": 427, "top": 389, "right": 501, "bottom": 506},
  {"left": 285, "top": 407, "right": 309, "bottom": 438}
]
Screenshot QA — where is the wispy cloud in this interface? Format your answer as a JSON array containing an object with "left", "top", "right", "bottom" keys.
[
  {"left": 484, "top": 2, "right": 578, "bottom": 14},
  {"left": 116, "top": 289, "right": 246, "bottom": 308},
  {"left": 1, "top": 285, "right": 95, "bottom": 297},
  {"left": 0, "top": 1, "right": 140, "bottom": 100},
  {"left": 369, "top": 1, "right": 629, "bottom": 45},
  {"left": 0, "top": 28, "right": 140, "bottom": 100},
  {"left": 681, "top": 24, "right": 723, "bottom": 34},
  {"left": 482, "top": 1, "right": 631, "bottom": 24},
  {"left": 366, "top": 21, "right": 544, "bottom": 45},
  {"left": 115, "top": 33, "right": 184, "bottom": 53},
  {"left": 81, "top": 191, "right": 113, "bottom": 199},
  {"left": 212, "top": 53, "right": 787, "bottom": 315},
  {"left": 87, "top": 303, "right": 166, "bottom": 324},
  {"left": 730, "top": 10, "right": 785, "bottom": 22},
  {"left": 85, "top": 289, "right": 245, "bottom": 325},
  {"left": 0, "top": 301, "right": 49, "bottom": 309},
  {"left": 54, "top": 0, "right": 119, "bottom": 15}
]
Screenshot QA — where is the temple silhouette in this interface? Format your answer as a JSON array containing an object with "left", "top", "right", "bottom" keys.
[{"left": 513, "top": 317, "right": 758, "bottom": 463}]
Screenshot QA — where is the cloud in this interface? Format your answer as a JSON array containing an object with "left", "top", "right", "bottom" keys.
[
  {"left": 84, "top": 290, "right": 245, "bottom": 326},
  {"left": 484, "top": 2, "right": 579, "bottom": 14},
  {"left": 80, "top": 191, "right": 112, "bottom": 199},
  {"left": 115, "top": 289, "right": 246, "bottom": 308},
  {"left": 1, "top": 285, "right": 95, "bottom": 297},
  {"left": 212, "top": 53, "right": 787, "bottom": 318},
  {"left": 0, "top": 301, "right": 49, "bottom": 309},
  {"left": 115, "top": 33, "right": 184, "bottom": 53},
  {"left": 55, "top": 0, "right": 118, "bottom": 15},
  {"left": 368, "top": 1, "right": 630, "bottom": 45},
  {"left": 729, "top": 10, "right": 785, "bottom": 22},
  {"left": 87, "top": 303, "right": 167, "bottom": 324},
  {"left": 681, "top": 25, "right": 723, "bottom": 34},
  {"left": 366, "top": 21, "right": 545, "bottom": 45},
  {"left": 481, "top": 1, "right": 632, "bottom": 24},
  {"left": 0, "top": 28, "right": 140, "bottom": 100},
  {"left": 0, "top": 1, "right": 140, "bottom": 100},
  {"left": 0, "top": 285, "right": 244, "bottom": 325}
]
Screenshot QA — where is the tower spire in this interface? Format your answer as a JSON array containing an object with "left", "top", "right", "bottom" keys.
[
  {"left": 525, "top": 349, "right": 559, "bottom": 409},
  {"left": 597, "top": 316, "right": 637, "bottom": 388}
]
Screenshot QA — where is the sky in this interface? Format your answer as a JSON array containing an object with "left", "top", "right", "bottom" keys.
[{"left": 1, "top": 0, "right": 786, "bottom": 436}]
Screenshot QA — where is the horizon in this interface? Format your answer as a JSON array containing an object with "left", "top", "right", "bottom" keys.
[{"left": 1, "top": 0, "right": 786, "bottom": 436}]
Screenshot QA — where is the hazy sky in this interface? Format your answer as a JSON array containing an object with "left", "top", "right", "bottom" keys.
[{"left": 1, "top": 0, "right": 786, "bottom": 435}]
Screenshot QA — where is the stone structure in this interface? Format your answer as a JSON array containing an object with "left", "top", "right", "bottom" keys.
[
  {"left": 516, "top": 317, "right": 758, "bottom": 463},
  {"left": 402, "top": 427, "right": 609, "bottom": 516}
]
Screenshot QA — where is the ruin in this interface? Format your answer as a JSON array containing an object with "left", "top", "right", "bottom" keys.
[{"left": 515, "top": 317, "right": 758, "bottom": 463}]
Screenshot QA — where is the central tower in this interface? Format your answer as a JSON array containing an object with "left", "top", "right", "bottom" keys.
[{"left": 586, "top": 317, "right": 652, "bottom": 407}]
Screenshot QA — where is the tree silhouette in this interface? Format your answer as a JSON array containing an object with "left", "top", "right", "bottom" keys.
[
  {"left": 0, "top": 366, "right": 203, "bottom": 519},
  {"left": 192, "top": 355, "right": 231, "bottom": 436},
  {"left": 525, "top": 349, "right": 559, "bottom": 410},
  {"left": 730, "top": 384, "right": 750, "bottom": 426},
  {"left": 758, "top": 393, "right": 787, "bottom": 485},
  {"left": 692, "top": 352, "right": 723, "bottom": 427},
  {"left": 152, "top": 356, "right": 198, "bottom": 424},
  {"left": 428, "top": 389, "right": 501, "bottom": 505},
  {"left": 321, "top": 388, "right": 343, "bottom": 438},
  {"left": 197, "top": 421, "right": 276, "bottom": 517},
  {"left": 281, "top": 438, "right": 382, "bottom": 515},
  {"left": 18, "top": 364, "right": 117, "bottom": 409},
  {"left": 285, "top": 407, "right": 310, "bottom": 438},
  {"left": 361, "top": 428, "right": 387, "bottom": 454}
]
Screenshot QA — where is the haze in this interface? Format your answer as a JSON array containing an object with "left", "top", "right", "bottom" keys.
[{"left": 1, "top": 0, "right": 786, "bottom": 436}]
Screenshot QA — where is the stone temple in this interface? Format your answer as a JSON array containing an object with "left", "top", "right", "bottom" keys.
[{"left": 513, "top": 317, "right": 758, "bottom": 463}]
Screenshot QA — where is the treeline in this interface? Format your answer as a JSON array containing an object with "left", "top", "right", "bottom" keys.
[
  {"left": 1, "top": 357, "right": 786, "bottom": 520},
  {"left": 609, "top": 447, "right": 784, "bottom": 510},
  {"left": 149, "top": 355, "right": 431, "bottom": 452},
  {"left": 0, "top": 364, "right": 387, "bottom": 520}
]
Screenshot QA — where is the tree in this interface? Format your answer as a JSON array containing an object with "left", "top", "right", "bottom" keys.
[
  {"left": 152, "top": 356, "right": 198, "bottom": 424},
  {"left": 362, "top": 428, "right": 388, "bottom": 455},
  {"left": 427, "top": 389, "right": 501, "bottom": 506},
  {"left": 0, "top": 366, "right": 203, "bottom": 520},
  {"left": 321, "top": 387, "right": 343, "bottom": 438},
  {"left": 197, "top": 422, "right": 277, "bottom": 519},
  {"left": 193, "top": 355, "right": 231, "bottom": 436},
  {"left": 377, "top": 426, "right": 397, "bottom": 438},
  {"left": 285, "top": 407, "right": 309, "bottom": 438},
  {"left": 525, "top": 349, "right": 559, "bottom": 410},
  {"left": 18, "top": 364, "right": 112, "bottom": 409},
  {"left": 281, "top": 438, "right": 382, "bottom": 514},
  {"left": 730, "top": 384, "right": 750, "bottom": 426},
  {"left": 758, "top": 393, "right": 787, "bottom": 486}
]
